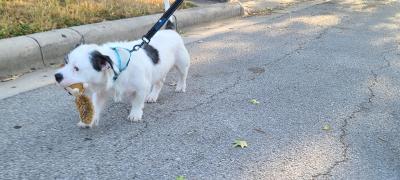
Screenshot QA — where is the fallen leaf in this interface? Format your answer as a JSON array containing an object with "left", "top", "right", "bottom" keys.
[
  {"left": 233, "top": 139, "right": 248, "bottom": 148},
  {"left": 322, "top": 124, "right": 331, "bottom": 131},
  {"left": 176, "top": 176, "right": 186, "bottom": 180},
  {"left": 249, "top": 99, "right": 260, "bottom": 104}
]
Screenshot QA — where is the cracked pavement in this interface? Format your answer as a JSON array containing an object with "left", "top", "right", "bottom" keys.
[{"left": 1, "top": 0, "right": 400, "bottom": 179}]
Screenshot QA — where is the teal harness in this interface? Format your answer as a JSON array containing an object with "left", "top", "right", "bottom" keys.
[{"left": 110, "top": 47, "right": 133, "bottom": 81}]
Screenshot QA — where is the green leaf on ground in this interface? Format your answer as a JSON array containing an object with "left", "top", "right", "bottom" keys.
[
  {"left": 249, "top": 99, "right": 260, "bottom": 105},
  {"left": 176, "top": 176, "right": 186, "bottom": 180},
  {"left": 322, "top": 124, "right": 331, "bottom": 131},
  {"left": 233, "top": 139, "right": 248, "bottom": 148}
]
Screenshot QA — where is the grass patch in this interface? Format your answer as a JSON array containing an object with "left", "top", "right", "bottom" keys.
[{"left": 0, "top": 0, "right": 196, "bottom": 39}]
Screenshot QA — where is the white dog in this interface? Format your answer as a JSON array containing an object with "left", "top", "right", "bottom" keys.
[{"left": 55, "top": 22, "right": 190, "bottom": 128}]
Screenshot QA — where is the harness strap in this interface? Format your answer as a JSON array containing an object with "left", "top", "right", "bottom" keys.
[
  {"left": 112, "top": 48, "right": 123, "bottom": 71},
  {"left": 110, "top": 47, "right": 133, "bottom": 81}
]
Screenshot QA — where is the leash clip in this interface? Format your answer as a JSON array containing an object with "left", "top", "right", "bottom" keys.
[
  {"left": 142, "top": 37, "right": 150, "bottom": 44},
  {"left": 130, "top": 37, "right": 148, "bottom": 52}
]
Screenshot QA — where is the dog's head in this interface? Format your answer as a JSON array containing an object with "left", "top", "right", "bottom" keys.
[{"left": 55, "top": 44, "right": 115, "bottom": 90}]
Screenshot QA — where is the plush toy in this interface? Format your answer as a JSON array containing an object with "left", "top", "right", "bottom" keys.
[{"left": 66, "top": 83, "right": 94, "bottom": 125}]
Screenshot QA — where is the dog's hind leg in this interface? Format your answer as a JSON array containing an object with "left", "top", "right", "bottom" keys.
[
  {"left": 146, "top": 80, "right": 164, "bottom": 103},
  {"left": 174, "top": 48, "right": 190, "bottom": 92}
]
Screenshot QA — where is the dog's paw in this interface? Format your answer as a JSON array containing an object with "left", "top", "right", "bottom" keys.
[
  {"left": 77, "top": 121, "right": 93, "bottom": 128},
  {"left": 128, "top": 109, "right": 143, "bottom": 121},
  {"left": 145, "top": 95, "right": 158, "bottom": 103},
  {"left": 175, "top": 86, "right": 186, "bottom": 93}
]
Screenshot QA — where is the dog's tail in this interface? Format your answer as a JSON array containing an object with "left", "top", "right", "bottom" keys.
[{"left": 164, "top": 0, "right": 177, "bottom": 30}]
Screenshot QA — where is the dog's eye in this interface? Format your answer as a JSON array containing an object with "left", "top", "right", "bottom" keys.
[{"left": 74, "top": 66, "right": 79, "bottom": 71}]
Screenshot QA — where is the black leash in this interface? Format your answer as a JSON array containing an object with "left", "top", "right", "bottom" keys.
[
  {"left": 130, "top": 0, "right": 184, "bottom": 52},
  {"left": 111, "top": 0, "right": 184, "bottom": 81}
]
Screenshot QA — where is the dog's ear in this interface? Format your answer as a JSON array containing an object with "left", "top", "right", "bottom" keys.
[{"left": 90, "top": 50, "right": 113, "bottom": 71}]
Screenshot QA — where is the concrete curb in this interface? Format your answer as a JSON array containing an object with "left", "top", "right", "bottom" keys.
[
  {"left": 0, "top": 36, "right": 43, "bottom": 77},
  {"left": 0, "top": 3, "right": 243, "bottom": 78}
]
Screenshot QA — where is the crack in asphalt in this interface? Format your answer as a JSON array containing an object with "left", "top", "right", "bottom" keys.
[
  {"left": 312, "top": 110, "right": 354, "bottom": 179},
  {"left": 92, "top": 0, "right": 351, "bottom": 148},
  {"left": 380, "top": 49, "right": 395, "bottom": 71},
  {"left": 254, "top": 11, "right": 356, "bottom": 178},
  {"left": 261, "top": 37, "right": 307, "bottom": 69},
  {"left": 118, "top": 0, "right": 338, "bottom": 143},
  {"left": 306, "top": 3, "right": 400, "bottom": 178},
  {"left": 250, "top": 12, "right": 363, "bottom": 178},
  {"left": 167, "top": 73, "right": 242, "bottom": 117},
  {"left": 115, "top": 0, "right": 399, "bottom": 173},
  {"left": 311, "top": 49, "right": 395, "bottom": 179},
  {"left": 122, "top": 73, "right": 242, "bottom": 142},
  {"left": 261, "top": 10, "right": 354, "bottom": 71},
  {"left": 367, "top": 71, "right": 378, "bottom": 104},
  {"left": 311, "top": 71, "right": 378, "bottom": 179}
]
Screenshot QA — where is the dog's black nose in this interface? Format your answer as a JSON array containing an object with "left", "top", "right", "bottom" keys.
[{"left": 55, "top": 73, "right": 63, "bottom": 83}]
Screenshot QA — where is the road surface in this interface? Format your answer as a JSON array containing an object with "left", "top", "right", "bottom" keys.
[{"left": 1, "top": 0, "right": 399, "bottom": 179}]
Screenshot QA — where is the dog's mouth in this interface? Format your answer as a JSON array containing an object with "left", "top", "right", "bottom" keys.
[
  {"left": 59, "top": 82, "right": 85, "bottom": 96},
  {"left": 64, "top": 88, "right": 73, "bottom": 95},
  {"left": 63, "top": 83, "right": 88, "bottom": 96},
  {"left": 56, "top": 83, "right": 74, "bottom": 95}
]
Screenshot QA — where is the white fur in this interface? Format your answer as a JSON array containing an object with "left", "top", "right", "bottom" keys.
[{"left": 56, "top": 30, "right": 190, "bottom": 128}]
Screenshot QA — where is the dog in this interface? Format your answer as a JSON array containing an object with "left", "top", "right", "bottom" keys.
[{"left": 55, "top": 21, "right": 190, "bottom": 128}]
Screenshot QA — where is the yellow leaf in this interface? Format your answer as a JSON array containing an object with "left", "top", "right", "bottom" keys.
[
  {"left": 249, "top": 99, "right": 260, "bottom": 104},
  {"left": 233, "top": 139, "right": 248, "bottom": 148},
  {"left": 322, "top": 124, "right": 331, "bottom": 131}
]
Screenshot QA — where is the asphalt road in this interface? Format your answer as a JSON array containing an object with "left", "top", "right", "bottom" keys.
[{"left": 1, "top": 0, "right": 399, "bottom": 179}]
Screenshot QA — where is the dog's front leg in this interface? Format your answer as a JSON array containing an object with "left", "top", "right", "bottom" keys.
[
  {"left": 128, "top": 84, "right": 150, "bottom": 121},
  {"left": 77, "top": 91, "right": 108, "bottom": 128},
  {"left": 92, "top": 91, "right": 109, "bottom": 126}
]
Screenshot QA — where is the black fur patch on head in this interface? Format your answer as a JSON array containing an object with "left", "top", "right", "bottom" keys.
[
  {"left": 143, "top": 44, "right": 159, "bottom": 64},
  {"left": 90, "top": 50, "right": 113, "bottom": 71}
]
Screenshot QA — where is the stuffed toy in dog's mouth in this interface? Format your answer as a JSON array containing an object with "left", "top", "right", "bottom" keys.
[{"left": 65, "top": 83, "right": 94, "bottom": 126}]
